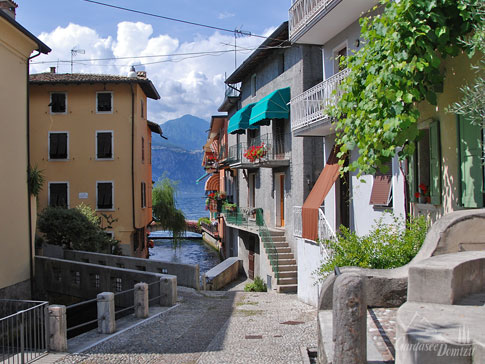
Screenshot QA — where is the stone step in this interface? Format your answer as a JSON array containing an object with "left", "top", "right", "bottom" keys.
[
  {"left": 268, "top": 230, "right": 285, "bottom": 237},
  {"left": 277, "top": 271, "right": 297, "bottom": 278},
  {"left": 266, "top": 247, "right": 291, "bottom": 254},
  {"left": 277, "top": 277, "right": 297, "bottom": 285},
  {"left": 277, "top": 284, "right": 297, "bottom": 293},
  {"left": 273, "top": 242, "right": 289, "bottom": 248},
  {"left": 277, "top": 264, "right": 298, "bottom": 272},
  {"left": 268, "top": 253, "right": 294, "bottom": 260},
  {"left": 277, "top": 259, "right": 296, "bottom": 266},
  {"left": 269, "top": 236, "right": 286, "bottom": 242}
]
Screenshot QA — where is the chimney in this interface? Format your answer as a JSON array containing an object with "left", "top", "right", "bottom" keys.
[
  {"left": 137, "top": 71, "right": 147, "bottom": 79},
  {"left": 128, "top": 66, "right": 137, "bottom": 78},
  {"left": 0, "top": 0, "right": 18, "bottom": 19},
  {"left": 50, "top": 67, "right": 56, "bottom": 74}
]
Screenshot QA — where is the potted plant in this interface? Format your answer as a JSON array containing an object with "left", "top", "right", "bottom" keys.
[
  {"left": 243, "top": 143, "right": 267, "bottom": 163},
  {"left": 414, "top": 183, "right": 431, "bottom": 204}
]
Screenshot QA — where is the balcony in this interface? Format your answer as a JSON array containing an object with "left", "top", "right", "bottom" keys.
[
  {"left": 289, "top": 0, "right": 378, "bottom": 44},
  {"left": 228, "top": 133, "right": 291, "bottom": 169},
  {"left": 293, "top": 206, "right": 335, "bottom": 259},
  {"left": 290, "top": 68, "right": 349, "bottom": 137}
]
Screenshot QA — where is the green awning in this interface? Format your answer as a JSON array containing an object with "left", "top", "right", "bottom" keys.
[
  {"left": 249, "top": 87, "right": 291, "bottom": 126},
  {"left": 196, "top": 172, "right": 210, "bottom": 184},
  {"left": 228, "top": 103, "right": 259, "bottom": 134}
]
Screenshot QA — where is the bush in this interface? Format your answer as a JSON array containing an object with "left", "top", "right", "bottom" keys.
[
  {"left": 197, "top": 217, "right": 211, "bottom": 227},
  {"left": 37, "top": 206, "right": 120, "bottom": 254},
  {"left": 244, "top": 277, "right": 267, "bottom": 292},
  {"left": 317, "top": 214, "right": 428, "bottom": 278}
]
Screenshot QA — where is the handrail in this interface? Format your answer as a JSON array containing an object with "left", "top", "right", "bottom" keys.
[{"left": 289, "top": 0, "right": 338, "bottom": 38}]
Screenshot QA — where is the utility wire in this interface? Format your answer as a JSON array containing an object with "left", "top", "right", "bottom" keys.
[{"left": 81, "top": 0, "right": 284, "bottom": 42}]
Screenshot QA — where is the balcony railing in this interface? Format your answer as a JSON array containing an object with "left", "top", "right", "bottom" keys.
[
  {"left": 290, "top": 68, "right": 350, "bottom": 134},
  {"left": 227, "top": 133, "right": 291, "bottom": 168},
  {"left": 293, "top": 206, "right": 335, "bottom": 259},
  {"left": 289, "top": 0, "right": 338, "bottom": 39}
]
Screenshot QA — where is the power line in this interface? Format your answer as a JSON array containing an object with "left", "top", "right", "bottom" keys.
[{"left": 82, "top": 0, "right": 270, "bottom": 39}]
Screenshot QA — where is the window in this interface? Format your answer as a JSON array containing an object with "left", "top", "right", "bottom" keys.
[
  {"left": 277, "top": 54, "right": 285, "bottom": 76},
  {"left": 149, "top": 141, "right": 152, "bottom": 164},
  {"left": 133, "top": 227, "right": 146, "bottom": 252},
  {"left": 96, "top": 131, "right": 113, "bottom": 159},
  {"left": 458, "top": 115, "right": 484, "bottom": 208},
  {"left": 140, "top": 99, "right": 144, "bottom": 118},
  {"left": 333, "top": 43, "right": 348, "bottom": 74},
  {"left": 49, "top": 182, "right": 68, "bottom": 208},
  {"left": 251, "top": 74, "right": 257, "bottom": 97},
  {"left": 49, "top": 132, "right": 68, "bottom": 160},
  {"left": 370, "top": 161, "right": 393, "bottom": 206},
  {"left": 408, "top": 120, "right": 441, "bottom": 204},
  {"left": 141, "top": 182, "right": 146, "bottom": 208},
  {"left": 141, "top": 137, "right": 145, "bottom": 162},
  {"left": 97, "top": 181, "right": 114, "bottom": 210},
  {"left": 50, "top": 92, "right": 67, "bottom": 114},
  {"left": 96, "top": 92, "right": 113, "bottom": 113}
]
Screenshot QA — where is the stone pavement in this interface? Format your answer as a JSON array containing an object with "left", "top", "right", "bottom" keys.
[{"left": 44, "top": 286, "right": 318, "bottom": 364}]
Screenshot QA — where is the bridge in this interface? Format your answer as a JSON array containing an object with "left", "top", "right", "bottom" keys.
[{"left": 147, "top": 220, "right": 202, "bottom": 234}]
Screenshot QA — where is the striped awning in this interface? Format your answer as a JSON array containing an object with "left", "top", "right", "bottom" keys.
[{"left": 205, "top": 174, "right": 220, "bottom": 191}]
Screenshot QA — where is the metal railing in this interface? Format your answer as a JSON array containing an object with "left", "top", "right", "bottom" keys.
[
  {"left": 222, "top": 207, "right": 279, "bottom": 278},
  {"left": 227, "top": 133, "right": 291, "bottom": 165},
  {"left": 290, "top": 68, "right": 350, "bottom": 133},
  {"left": 289, "top": 0, "right": 338, "bottom": 38},
  {"left": 293, "top": 206, "right": 335, "bottom": 240},
  {"left": 0, "top": 300, "right": 48, "bottom": 364}
]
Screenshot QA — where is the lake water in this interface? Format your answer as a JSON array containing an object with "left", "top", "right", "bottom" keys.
[{"left": 176, "top": 189, "right": 208, "bottom": 221}]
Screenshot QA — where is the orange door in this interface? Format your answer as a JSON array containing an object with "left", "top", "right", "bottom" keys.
[{"left": 280, "top": 174, "right": 285, "bottom": 227}]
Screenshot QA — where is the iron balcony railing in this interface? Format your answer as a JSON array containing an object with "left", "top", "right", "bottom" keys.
[
  {"left": 293, "top": 206, "right": 335, "bottom": 259},
  {"left": 0, "top": 300, "right": 49, "bottom": 364},
  {"left": 222, "top": 207, "right": 279, "bottom": 278},
  {"left": 289, "top": 0, "right": 338, "bottom": 39},
  {"left": 290, "top": 68, "right": 350, "bottom": 134},
  {"left": 227, "top": 133, "right": 291, "bottom": 165}
]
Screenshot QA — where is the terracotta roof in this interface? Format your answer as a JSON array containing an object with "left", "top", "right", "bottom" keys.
[{"left": 29, "top": 72, "right": 160, "bottom": 100}]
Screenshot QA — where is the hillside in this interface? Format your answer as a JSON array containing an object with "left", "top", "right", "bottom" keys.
[{"left": 150, "top": 115, "right": 209, "bottom": 192}]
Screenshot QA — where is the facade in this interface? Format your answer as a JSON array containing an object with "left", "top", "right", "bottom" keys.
[
  {"left": 29, "top": 70, "right": 162, "bottom": 258},
  {"left": 220, "top": 22, "right": 324, "bottom": 292},
  {"left": 0, "top": 1, "right": 50, "bottom": 298},
  {"left": 288, "top": 0, "right": 407, "bottom": 305}
]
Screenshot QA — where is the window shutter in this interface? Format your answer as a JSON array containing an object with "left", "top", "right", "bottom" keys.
[
  {"left": 97, "top": 133, "right": 112, "bottom": 158},
  {"left": 50, "top": 134, "right": 58, "bottom": 158},
  {"left": 459, "top": 115, "right": 483, "bottom": 208},
  {"left": 58, "top": 134, "right": 67, "bottom": 158},
  {"left": 98, "top": 183, "right": 113, "bottom": 209},
  {"left": 50, "top": 183, "right": 67, "bottom": 208},
  {"left": 429, "top": 120, "right": 441, "bottom": 205},
  {"left": 369, "top": 161, "right": 393, "bottom": 205},
  {"left": 408, "top": 152, "right": 417, "bottom": 202}
]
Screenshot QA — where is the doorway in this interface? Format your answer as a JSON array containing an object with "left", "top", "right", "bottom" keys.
[
  {"left": 248, "top": 173, "right": 256, "bottom": 208},
  {"left": 275, "top": 173, "right": 285, "bottom": 227},
  {"left": 337, "top": 158, "right": 350, "bottom": 230}
]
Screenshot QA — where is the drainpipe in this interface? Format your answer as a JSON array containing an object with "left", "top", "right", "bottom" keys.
[
  {"left": 27, "top": 50, "right": 41, "bottom": 298},
  {"left": 130, "top": 84, "right": 136, "bottom": 250}
]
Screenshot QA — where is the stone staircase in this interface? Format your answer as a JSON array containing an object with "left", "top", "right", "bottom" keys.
[{"left": 265, "top": 229, "right": 298, "bottom": 293}]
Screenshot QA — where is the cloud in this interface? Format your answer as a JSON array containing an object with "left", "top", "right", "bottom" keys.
[
  {"left": 32, "top": 22, "right": 271, "bottom": 123},
  {"left": 218, "top": 11, "right": 235, "bottom": 20}
]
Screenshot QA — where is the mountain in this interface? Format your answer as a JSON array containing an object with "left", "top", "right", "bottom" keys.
[
  {"left": 151, "top": 115, "right": 209, "bottom": 192},
  {"left": 153, "top": 114, "right": 209, "bottom": 151}
]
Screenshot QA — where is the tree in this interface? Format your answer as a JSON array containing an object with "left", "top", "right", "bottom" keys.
[
  {"left": 37, "top": 205, "right": 121, "bottom": 254},
  {"left": 152, "top": 178, "right": 186, "bottom": 241}
]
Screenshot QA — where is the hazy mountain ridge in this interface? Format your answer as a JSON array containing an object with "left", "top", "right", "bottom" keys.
[{"left": 151, "top": 115, "right": 209, "bottom": 192}]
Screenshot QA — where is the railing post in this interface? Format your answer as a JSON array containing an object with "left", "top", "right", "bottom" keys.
[
  {"left": 159, "top": 276, "right": 177, "bottom": 307},
  {"left": 97, "top": 292, "right": 116, "bottom": 334},
  {"left": 333, "top": 273, "right": 367, "bottom": 364},
  {"left": 20, "top": 311, "right": 24, "bottom": 363},
  {"left": 134, "top": 283, "right": 149, "bottom": 319},
  {"left": 48, "top": 305, "right": 67, "bottom": 352}
]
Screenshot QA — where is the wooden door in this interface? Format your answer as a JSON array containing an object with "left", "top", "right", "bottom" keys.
[
  {"left": 279, "top": 174, "right": 285, "bottom": 227},
  {"left": 248, "top": 251, "right": 254, "bottom": 280}
]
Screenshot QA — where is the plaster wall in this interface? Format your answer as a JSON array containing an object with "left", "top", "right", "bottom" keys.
[
  {"left": 297, "top": 237, "right": 322, "bottom": 306},
  {"left": 0, "top": 17, "right": 39, "bottom": 293}
]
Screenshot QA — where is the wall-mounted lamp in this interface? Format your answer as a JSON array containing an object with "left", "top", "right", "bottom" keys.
[{"left": 354, "top": 39, "right": 360, "bottom": 48}]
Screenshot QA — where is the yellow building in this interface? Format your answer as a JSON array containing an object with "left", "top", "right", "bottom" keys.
[
  {"left": 29, "top": 69, "right": 161, "bottom": 258},
  {"left": 0, "top": 1, "right": 50, "bottom": 298}
]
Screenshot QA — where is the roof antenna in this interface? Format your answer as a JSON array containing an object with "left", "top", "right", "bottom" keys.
[{"left": 71, "top": 47, "right": 85, "bottom": 73}]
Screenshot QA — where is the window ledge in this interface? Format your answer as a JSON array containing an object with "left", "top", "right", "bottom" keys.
[{"left": 414, "top": 203, "right": 440, "bottom": 211}]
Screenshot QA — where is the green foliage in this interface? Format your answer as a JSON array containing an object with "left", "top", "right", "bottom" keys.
[
  {"left": 37, "top": 206, "right": 121, "bottom": 254},
  {"left": 197, "top": 217, "right": 211, "bottom": 227},
  {"left": 244, "top": 276, "right": 267, "bottom": 292},
  {"left": 448, "top": 0, "right": 485, "bottom": 126},
  {"left": 28, "top": 165, "right": 44, "bottom": 197},
  {"left": 152, "top": 177, "right": 186, "bottom": 241},
  {"left": 317, "top": 214, "right": 428, "bottom": 278},
  {"left": 331, "top": 0, "right": 483, "bottom": 174}
]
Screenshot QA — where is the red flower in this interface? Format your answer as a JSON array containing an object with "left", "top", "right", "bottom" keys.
[{"left": 414, "top": 192, "right": 421, "bottom": 199}]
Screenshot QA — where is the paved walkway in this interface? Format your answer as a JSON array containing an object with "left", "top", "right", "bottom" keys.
[{"left": 45, "top": 287, "right": 318, "bottom": 364}]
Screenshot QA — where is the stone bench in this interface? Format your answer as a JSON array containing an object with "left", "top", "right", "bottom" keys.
[{"left": 202, "top": 257, "right": 242, "bottom": 291}]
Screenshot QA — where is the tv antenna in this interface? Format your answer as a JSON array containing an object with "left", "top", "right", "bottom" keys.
[
  {"left": 71, "top": 47, "right": 85, "bottom": 73},
  {"left": 234, "top": 26, "right": 250, "bottom": 69}
]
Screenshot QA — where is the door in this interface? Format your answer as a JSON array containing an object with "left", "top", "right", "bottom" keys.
[
  {"left": 248, "top": 237, "right": 255, "bottom": 279},
  {"left": 338, "top": 161, "right": 350, "bottom": 230},
  {"left": 248, "top": 173, "right": 256, "bottom": 208},
  {"left": 279, "top": 174, "right": 285, "bottom": 227}
]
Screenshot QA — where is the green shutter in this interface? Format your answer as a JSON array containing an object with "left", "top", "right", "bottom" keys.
[
  {"left": 429, "top": 120, "right": 441, "bottom": 205},
  {"left": 459, "top": 115, "right": 483, "bottom": 208},
  {"left": 408, "top": 151, "right": 417, "bottom": 202}
]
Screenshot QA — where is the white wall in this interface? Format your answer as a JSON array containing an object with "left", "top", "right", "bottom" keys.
[{"left": 297, "top": 238, "right": 323, "bottom": 306}]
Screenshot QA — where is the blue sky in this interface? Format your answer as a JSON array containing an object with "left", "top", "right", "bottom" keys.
[{"left": 17, "top": 0, "right": 291, "bottom": 122}]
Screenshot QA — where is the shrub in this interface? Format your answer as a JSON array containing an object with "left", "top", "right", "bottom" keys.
[
  {"left": 317, "top": 214, "right": 428, "bottom": 278},
  {"left": 37, "top": 206, "right": 120, "bottom": 254},
  {"left": 28, "top": 165, "right": 44, "bottom": 197},
  {"left": 244, "top": 277, "right": 267, "bottom": 292},
  {"left": 197, "top": 217, "right": 211, "bottom": 227}
]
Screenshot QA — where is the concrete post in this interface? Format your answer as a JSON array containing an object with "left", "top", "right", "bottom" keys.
[
  {"left": 48, "top": 305, "right": 67, "bottom": 352},
  {"left": 333, "top": 273, "right": 367, "bottom": 364},
  {"left": 97, "top": 292, "right": 116, "bottom": 334},
  {"left": 134, "top": 282, "right": 149, "bottom": 318},
  {"left": 159, "top": 276, "right": 177, "bottom": 306}
]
